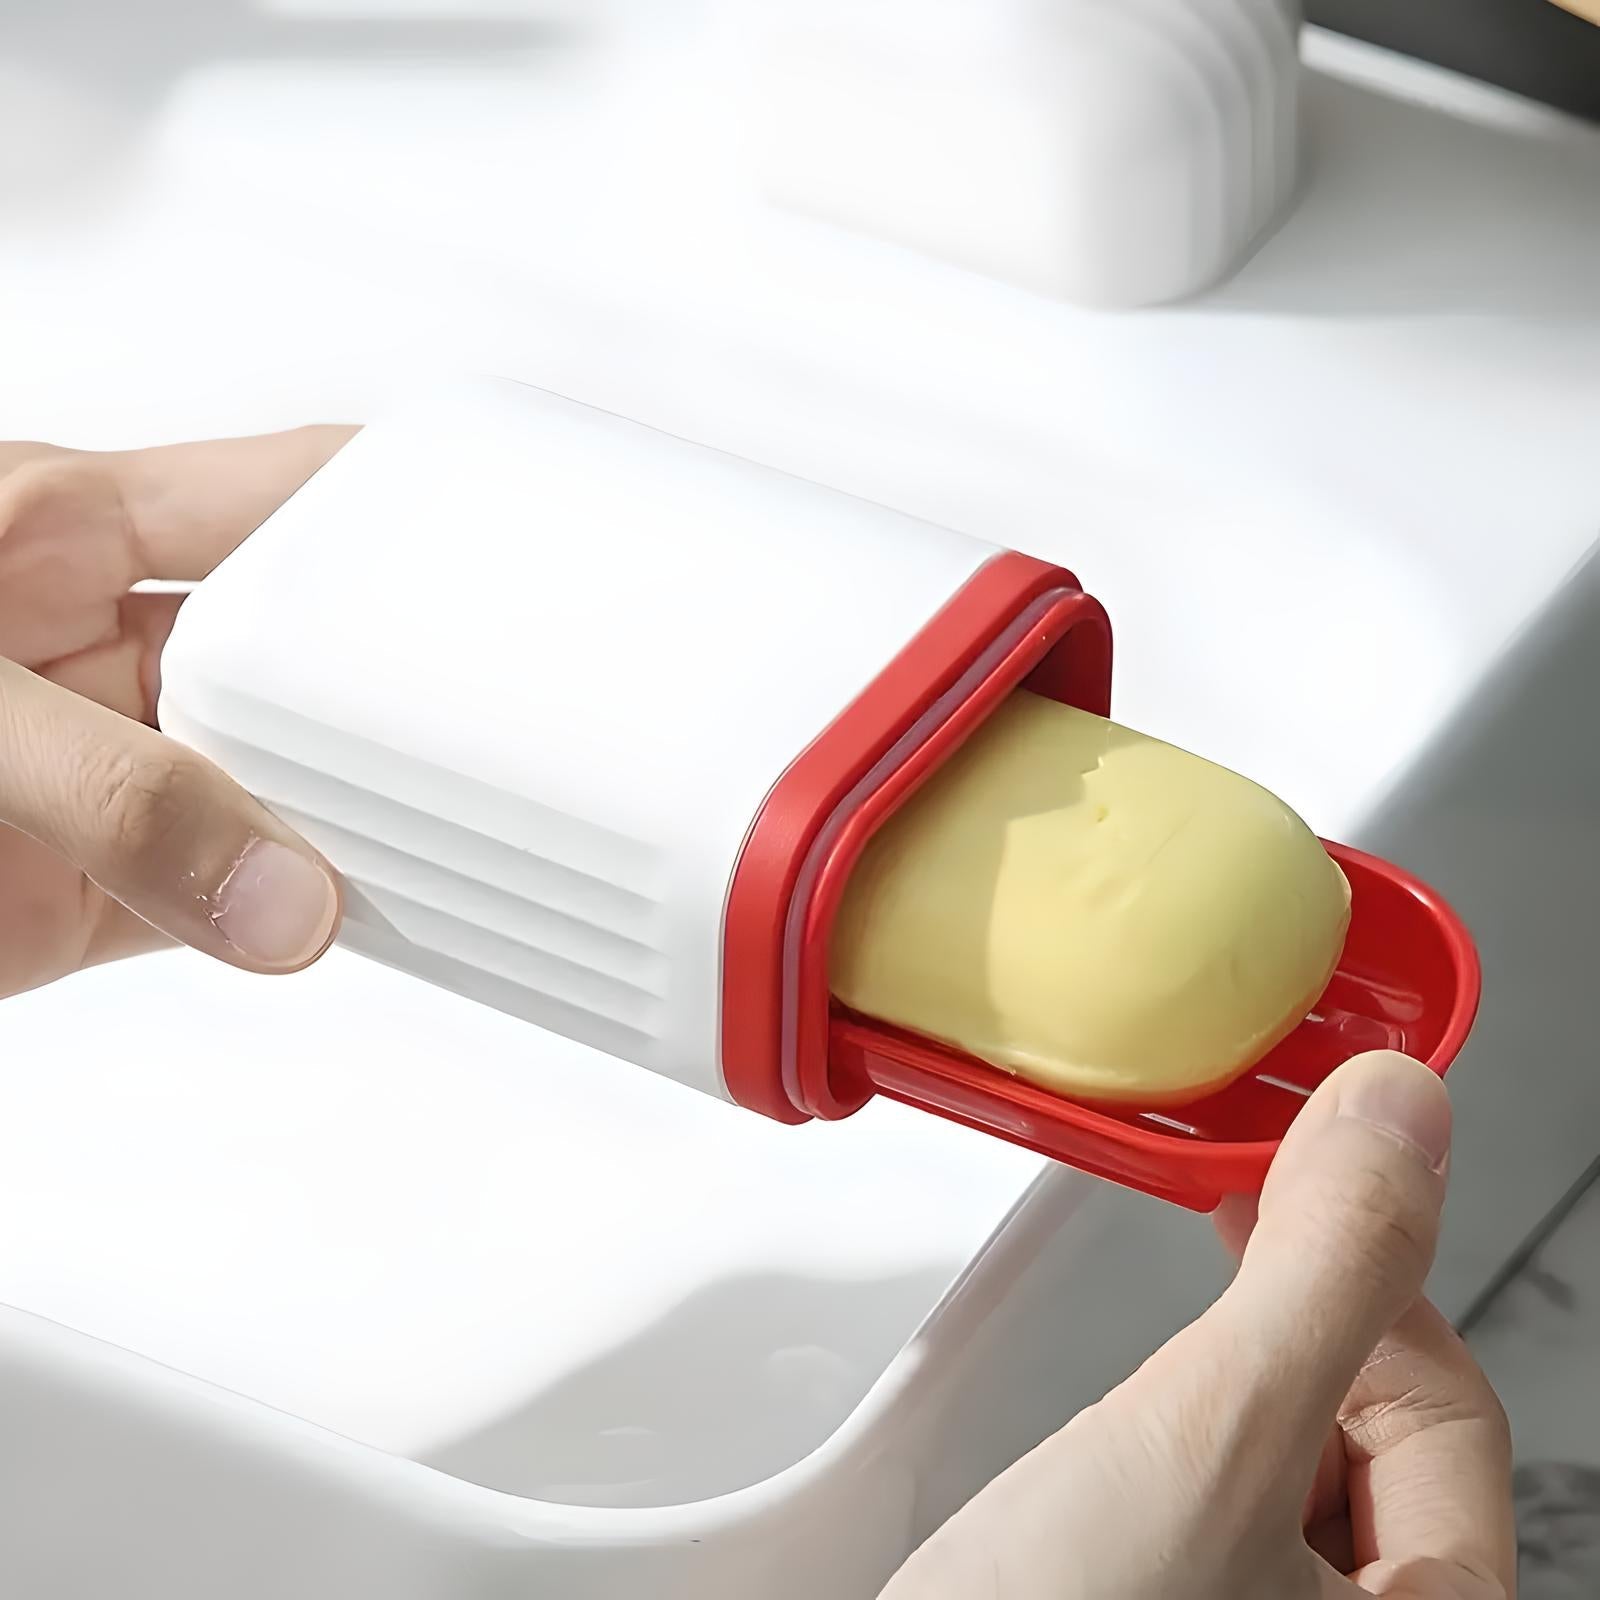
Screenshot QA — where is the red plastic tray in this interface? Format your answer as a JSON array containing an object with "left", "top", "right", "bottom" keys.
[
  {"left": 721, "top": 550, "right": 1480, "bottom": 1209},
  {"left": 830, "top": 840, "right": 1480, "bottom": 1211}
]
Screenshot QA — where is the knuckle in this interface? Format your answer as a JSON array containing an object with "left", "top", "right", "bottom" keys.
[
  {"left": 0, "top": 452, "right": 86, "bottom": 532},
  {"left": 1340, "top": 1311, "right": 1513, "bottom": 1461},
  {"left": 84, "top": 743, "right": 201, "bottom": 860},
  {"left": 1342, "top": 1366, "right": 1514, "bottom": 1465}
]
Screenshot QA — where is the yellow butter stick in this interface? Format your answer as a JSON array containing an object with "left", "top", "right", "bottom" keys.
[{"left": 831, "top": 692, "right": 1350, "bottom": 1104}]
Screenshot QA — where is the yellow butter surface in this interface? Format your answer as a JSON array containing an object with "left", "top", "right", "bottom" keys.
[{"left": 830, "top": 692, "right": 1351, "bottom": 1104}]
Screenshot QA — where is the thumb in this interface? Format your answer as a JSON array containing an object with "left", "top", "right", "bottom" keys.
[
  {"left": 0, "top": 654, "right": 341, "bottom": 973},
  {"left": 1211, "top": 1051, "right": 1452, "bottom": 1473}
]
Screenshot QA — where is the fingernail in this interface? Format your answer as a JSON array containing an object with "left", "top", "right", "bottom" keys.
[
  {"left": 210, "top": 838, "right": 339, "bottom": 968},
  {"left": 1337, "top": 1055, "right": 1453, "bottom": 1174}
]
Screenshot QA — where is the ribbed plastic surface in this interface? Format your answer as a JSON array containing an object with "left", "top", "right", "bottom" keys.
[
  {"left": 160, "top": 692, "right": 675, "bottom": 1062},
  {"left": 754, "top": 0, "right": 1303, "bottom": 307},
  {"left": 158, "top": 379, "right": 995, "bottom": 1100}
]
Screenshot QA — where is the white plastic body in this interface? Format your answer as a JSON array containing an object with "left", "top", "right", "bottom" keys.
[
  {"left": 158, "top": 379, "right": 995, "bottom": 1103},
  {"left": 750, "top": 0, "right": 1303, "bottom": 308}
]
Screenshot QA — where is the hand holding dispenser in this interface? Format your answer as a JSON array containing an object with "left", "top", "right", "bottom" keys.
[{"left": 158, "top": 380, "right": 1478, "bottom": 1209}]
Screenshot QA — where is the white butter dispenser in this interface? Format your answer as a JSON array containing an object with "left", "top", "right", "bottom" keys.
[{"left": 158, "top": 379, "right": 1478, "bottom": 1210}]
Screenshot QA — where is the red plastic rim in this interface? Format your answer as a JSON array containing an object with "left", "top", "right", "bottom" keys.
[
  {"left": 784, "top": 587, "right": 1112, "bottom": 1121},
  {"left": 720, "top": 551, "right": 1111, "bottom": 1122}
]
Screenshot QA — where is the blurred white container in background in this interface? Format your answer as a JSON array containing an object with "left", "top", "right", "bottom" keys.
[{"left": 749, "top": 0, "right": 1302, "bottom": 308}]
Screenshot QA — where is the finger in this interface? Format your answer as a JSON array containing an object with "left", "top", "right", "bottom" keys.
[
  {"left": 0, "top": 449, "right": 133, "bottom": 665},
  {"left": 1307, "top": 1511, "right": 1356, "bottom": 1580},
  {"left": 81, "top": 896, "right": 175, "bottom": 970},
  {"left": 114, "top": 426, "right": 358, "bottom": 581},
  {"left": 1215, "top": 1073, "right": 1511, "bottom": 1599},
  {"left": 1339, "top": 1298, "right": 1516, "bottom": 1595},
  {"left": 1201, "top": 1053, "right": 1452, "bottom": 1475},
  {"left": 0, "top": 822, "right": 153, "bottom": 999},
  {"left": 1305, "top": 1427, "right": 1352, "bottom": 1546},
  {"left": 1213, "top": 1190, "right": 1259, "bottom": 1260},
  {"left": 0, "top": 443, "right": 55, "bottom": 476},
  {"left": 0, "top": 655, "right": 341, "bottom": 973},
  {"left": 39, "top": 592, "right": 185, "bottom": 724},
  {"left": 1320, "top": 1554, "right": 1506, "bottom": 1600},
  {"left": 1215, "top": 1191, "right": 1353, "bottom": 1539}
]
